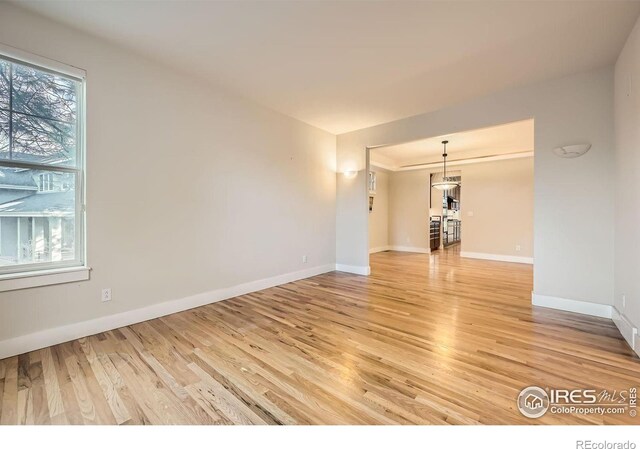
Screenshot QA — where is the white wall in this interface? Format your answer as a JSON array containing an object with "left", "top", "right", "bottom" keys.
[
  {"left": 614, "top": 15, "right": 640, "bottom": 347},
  {"left": 337, "top": 67, "right": 615, "bottom": 307},
  {"left": 461, "top": 157, "right": 534, "bottom": 259},
  {"left": 0, "top": 4, "right": 336, "bottom": 349},
  {"left": 387, "top": 169, "right": 432, "bottom": 252},
  {"left": 385, "top": 158, "right": 533, "bottom": 259},
  {"left": 368, "top": 167, "right": 389, "bottom": 252}
]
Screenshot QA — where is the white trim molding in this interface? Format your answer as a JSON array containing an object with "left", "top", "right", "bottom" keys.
[
  {"left": 0, "top": 42, "right": 86, "bottom": 80},
  {"left": 369, "top": 245, "right": 430, "bottom": 254},
  {"left": 389, "top": 246, "right": 430, "bottom": 254},
  {"left": 461, "top": 251, "right": 533, "bottom": 264},
  {"left": 335, "top": 264, "right": 371, "bottom": 275},
  {"left": 0, "top": 263, "right": 334, "bottom": 359},
  {"left": 612, "top": 307, "right": 638, "bottom": 354},
  {"left": 370, "top": 151, "right": 534, "bottom": 172},
  {"left": 532, "top": 293, "right": 612, "bottom": 319},
  {"left": 369, "top": 161, "right": 395, "bottom": 171},
  {"left": 0, "top": 266, "right": 90, "bottom": 292}
]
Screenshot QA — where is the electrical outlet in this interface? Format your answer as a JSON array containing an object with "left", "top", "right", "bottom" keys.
[
  {"left": 101, "top": 288, "right": 112, "bottom": 302},
  {"left": 515, "top": 245, "right": 521, "bottom": 252},
  {"left": 468, "top": 211, "right": 474, "bottom": 217},
  {"left": 302, "top": 255, "right": 308, "bottom": 263},
  {"left": 622, "top": 294, "right": 626, "bottom": 309}
]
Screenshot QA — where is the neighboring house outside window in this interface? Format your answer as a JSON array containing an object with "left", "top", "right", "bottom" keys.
[{"left": 0, "top": 52, "right": 85, "bottom": 275}]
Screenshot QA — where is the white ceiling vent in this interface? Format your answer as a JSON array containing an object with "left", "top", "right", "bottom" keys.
[{"left": 552, "top": 144, "right": 591, "bottom": 158}]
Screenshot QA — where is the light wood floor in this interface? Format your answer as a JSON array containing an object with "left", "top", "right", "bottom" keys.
[{"left": 1, "top": 247, "right": 638, "bottom": 425}]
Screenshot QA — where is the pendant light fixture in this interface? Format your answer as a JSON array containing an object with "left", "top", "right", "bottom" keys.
[{"left": 431, "top": 140, "right": 460, "bottom": 191}]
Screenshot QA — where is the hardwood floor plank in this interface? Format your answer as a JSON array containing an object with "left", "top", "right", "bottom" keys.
[
  {"left": 107, "top": 351, "right": 171, "bottom": 425},
  {"left": 40, "top": 348, "right": 66, "bottom": 420},
  {"left": 67, "top": 340, "right": 117, "bottom": 425},
  {"left": 28, "top": 361, "right": 50, "bottom": 425},
  {"left": 65, "top": 354, "right": 98, "bottom": 424},
  {"left": 78, "top": 338, "right": 130, "bottom": 424},
  {"left": 1, "top": 247, "right": 639, "bottom": 425},
  {"left": 0, "top": 373, "right": 4, "bottom": 421},
  {"left": 187, "top": 362, "right": 267, "bottom": 425},
  {"left": 0, "top": 357, "right": 18, "bottom": 424},
  {"left": 183, "top": 383, "right": 230, "bottom": 424},
  {"left": 15, "top": 387, "right": 28, "bottom": 425}
]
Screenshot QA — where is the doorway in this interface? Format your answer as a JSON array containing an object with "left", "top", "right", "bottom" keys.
[
  {"left": 429, "top": 171, "right": 461, "bottom": 251},
  {"left": 366, "top": 118, "right": 534, "bottom": 269},
  {"left": 442, "top": 177, "right": 461, "bottom": 248}
]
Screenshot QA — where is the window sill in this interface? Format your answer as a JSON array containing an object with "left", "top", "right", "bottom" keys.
[{"left": 0, "top": 266, "right": 91, "bottom": 292}]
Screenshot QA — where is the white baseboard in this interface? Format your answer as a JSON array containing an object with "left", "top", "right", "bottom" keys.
[
  {"left": 612, "top": 307, "right": 638, "bottom": 354},
  {"left": 369, "top": 245, "right": 429, "bottom": 254},
  {"left": 461, "top": 251, "right": 533, "bottom": 264},
  {"left": 335, "top": 264, "right": 371, "bottom": 275},
  {"left": 389, "top": 246, "right": 430, "bottom": 254},
  {"left": 369, "top": 246, "right": 391, "bottom": 254},
  {"left": 0, "top": 263, "right": 335, "bottom": 360},
  {"left": 532, "top": 293, "right": 612, "bottom": 319}
]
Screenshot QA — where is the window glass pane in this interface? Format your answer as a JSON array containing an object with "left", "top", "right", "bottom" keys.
[
  {"left": 0, "top": 109, "right": 8, "bottom": 159},
  {"left": 0, "top": 167, "right": 76, "bottom": 266},
  {"left": 11, "top": 63, "right": 77, "bottom": 123},
  {"left": 11, "top": 112, "right": 76, "bottom": 165},
  {"left": 0, "top": 60, "right": 8, "bottom": 110},
  {"left": 0, "top": 55, "right": 83, "bottom": 274}
]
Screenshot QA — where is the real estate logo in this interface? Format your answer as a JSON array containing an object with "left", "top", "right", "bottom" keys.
[
  {"left": 517, "top": 386, "right": 550, "bottom": 418},
  {"left": 517, "top": 386, "right": 638, "bottom": 419}
]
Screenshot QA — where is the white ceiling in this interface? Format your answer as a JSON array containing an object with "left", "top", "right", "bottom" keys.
[
  {"left": 371, "top": 119, "right": 534, "bottom": 169},
  {"left": 15, "top": 1, "right": 640, "bottom": 134}
]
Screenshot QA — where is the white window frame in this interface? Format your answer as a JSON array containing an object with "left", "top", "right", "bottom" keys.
[
  {"left": 0, "top": 43, "right": 88, "bottom": 290},
  {"left": 38, "top": 173, "right": 53, "bottom": 192}
]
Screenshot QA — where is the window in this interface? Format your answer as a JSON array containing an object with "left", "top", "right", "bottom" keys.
[
  {"left": 38, "top": 173, "right": 53, "bottom": 192},
  {"left": 0, "top": 50, "right": 85, "bottom": 277}
]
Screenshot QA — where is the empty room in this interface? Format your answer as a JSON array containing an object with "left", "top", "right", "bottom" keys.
[{"left": 1, "top": 0, "right": 640, "bottom": 446}]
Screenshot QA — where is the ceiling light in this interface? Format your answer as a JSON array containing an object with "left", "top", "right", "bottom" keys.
[{"left": 431, "top": 140, "right": 460, "bottom": 191}]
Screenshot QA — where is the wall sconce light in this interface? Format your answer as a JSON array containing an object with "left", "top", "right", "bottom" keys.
[
  {"left": 343, "top": 170, "right": 357, "bottom": 178},
  {"left": 552, "top": 143, "right": 591, "bottom": 158}
]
